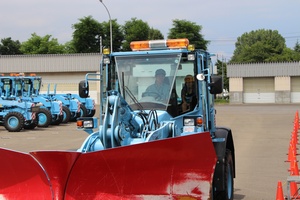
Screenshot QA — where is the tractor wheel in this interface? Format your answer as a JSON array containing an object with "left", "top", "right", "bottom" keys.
[
  {"left": 4, "top": 112, "right": 25, "bottom": 132},
  {"left": 61, "top": 106, "right": 71, "bottom": 123},
  {"left": 51, "top": 114, "right": 63, "bottom": 125},
  {"left": 79, "top": 104, "right": 88, "bottom": 118},
  {"left": 213, "top": 150, "right": 234, "bottom": 200},
  {"left": 37, "top": 108, "right": 52, "bottom": 127},
  {"left": 86, "top": 109, "right": 96, "bottom": 117},
  {"left": 24, "top": 115, "right": 39, "bottom": 130},
  {"left": 70, "top": 104, "right": 87, "bottom": 122}
]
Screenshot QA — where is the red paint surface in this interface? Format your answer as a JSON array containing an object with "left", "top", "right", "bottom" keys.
[
  {"left": 0, "top": 132, "right": 216, "bottom": 200},
  {"left": 30, "top": 151, "right": 80, "bottom": 200},
  {"left": 64, "top": 132, "right": 216, "bottom": 199},
  {"left": 0, "top": 148, "right": 52, "bottom": 199}
]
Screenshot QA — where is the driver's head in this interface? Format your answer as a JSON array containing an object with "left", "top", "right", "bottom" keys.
[
  {"left": 155, "top": 69, "right": 166, "bottom": 77},
  {"left": 184, "top": 75, "right": 194, "bottom": 87},
  {"left": 155, "top": 69, "right": 166, "bottom": 85}
]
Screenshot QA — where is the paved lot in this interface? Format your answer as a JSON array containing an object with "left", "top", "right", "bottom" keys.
[
  {"left": 216, "top": 104, "right": 297, "bottom": 199},
  {"left": 0, "top": 104, "right": 298, "bottom": 199}
]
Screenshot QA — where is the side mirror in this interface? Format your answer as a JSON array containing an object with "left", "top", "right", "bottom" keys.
[
  {"left": 209, "top": 75, "right": 223, "bottom": 94},
  {"left": 79, "top": 80, "right": 89, "bottom": 98}
]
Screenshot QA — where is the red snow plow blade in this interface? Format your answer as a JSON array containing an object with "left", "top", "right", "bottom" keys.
[{"left": 0, "top": 132, "right": 216, "bottom": 200}]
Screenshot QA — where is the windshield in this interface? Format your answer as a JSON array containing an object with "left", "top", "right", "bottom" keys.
[
  {"left": 24, "top": 78, "right": 41, "bottom": 96},
  {"left": 1, "top": 78, "right": 13, "bottom": 96},
  {"left": 115, "top": 53, "right": 182, "bottom": 110}
]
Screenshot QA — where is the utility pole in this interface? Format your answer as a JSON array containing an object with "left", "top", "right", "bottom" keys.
[{"left": 99, "top": 0, "right": 113, "bottom": 52}]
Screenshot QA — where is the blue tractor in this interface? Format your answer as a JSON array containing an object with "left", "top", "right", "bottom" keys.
[
  {"left": 67, "top": 93, "right": 95, "bottom": 117},
  {"left": 22, "top": 75, "right": 65, "bottom": 126},
  {"left": 0, "top": 76, "right": 40, "bottom": 131},
  {"left": 52, "top": 84, "right": 96, "bottom": 118},
  {"left": 53, "top": 83, "right": 96, "bottom": 118},
  {"left": 2, "top": 74, "right": 63, "bottom": 127},
  {"left": 40, "top": 84, "right": 81, "bottom": 123},
  {"left": 77, "top": 38, "right": 236, "bottom": 199}
]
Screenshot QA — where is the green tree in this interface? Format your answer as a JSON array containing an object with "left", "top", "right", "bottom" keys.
[
  {"left": 267, "top": 47, "right": 300, "bottom": 62},
  {"left": 0, "top": 37, "right": 22, "bottom": 55},
  {"left": 149, "top": 28, "right": 164, "bottom": 40},
  {"left": 230, "top": 29, "right": 287, "bottom": 63},
  {"left": 122, "top": 18, "right": 150, "bottom": 51},
  {"left": 20, "top": 33, "right": 65, "bottom": 54},
  {"left": 101, "top": 19, "right": 124, "bottom": 52},
  {"left": 64, "top": 41, "right": 76, "bottom": 54},
  {"left": 294, "top": 40, "right": 300, "bottom": 53},
  {"left": 215, "top": 59, "right": 228, "bottom": 90},
  {"left": 72, "top": 16, "right": 102, "bottom": 53},
  {"left": 168, "top": 19, "right": 209, "bottom": 50}
]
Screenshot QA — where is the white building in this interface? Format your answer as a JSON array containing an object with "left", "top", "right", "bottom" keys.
[{"left": 227, "top": 62, "right": 300, "bottom": 103}]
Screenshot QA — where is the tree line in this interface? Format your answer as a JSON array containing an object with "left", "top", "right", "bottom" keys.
[
  {"left": 0, "top": 17, "right": 207, "bottom": 55},
  {"left": 1, "top": 15, "right": 300, "bottom": 65}
]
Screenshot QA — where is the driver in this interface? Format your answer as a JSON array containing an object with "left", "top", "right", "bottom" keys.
[
  {"left": 181, "top": 74, "right": 196, "bottom": 111},
  {"left": 144, "top": 69, "right": 170, "bottom": 101}
]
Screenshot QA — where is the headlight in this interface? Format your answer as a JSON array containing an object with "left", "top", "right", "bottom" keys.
[
  {"left": 83, "top": 120, "right": 93, "bottom": 128},
  {"left": 184, "top": 118, "right": 195, "bottom": 126},
  {"left": 103, "top": 57, "right": 110, "bottom": 64},
  {"left": 188, "top": 54, "right": 195, "bottom": 61},
  {"left": 77, "top": 117, "right": 97, "bottom": 129}
]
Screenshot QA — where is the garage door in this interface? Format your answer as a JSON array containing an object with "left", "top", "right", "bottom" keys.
[
  {"left": 243, "top": 77, "right": 275, "bottom": 103},
  {"left": 291, "top": 77, "right": 300, "bottom": 103}
]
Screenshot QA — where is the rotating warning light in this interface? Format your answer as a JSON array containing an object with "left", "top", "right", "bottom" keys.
[{"left": 130, "top": 38, "right": 189, "bottom": 51}]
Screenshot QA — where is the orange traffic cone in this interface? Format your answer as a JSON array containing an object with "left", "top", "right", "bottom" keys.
[
  {"left": 290, "top": 181, "right": 299, "bottom": 198},
  {"left": 289, "top": 158, "right": 300, "bottom": 176},
  {"left": 287, "top": 142, "right": 298, "bottom": 162},
  {"left": 276, "top": 181, "right": 284, "bottom": 200},
  {"left": 292, "top": 127, "right": 299, "bottom": 145}
]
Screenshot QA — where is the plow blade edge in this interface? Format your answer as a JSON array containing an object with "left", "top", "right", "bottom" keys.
[{"left": 0, "top": 132, "right": 216, "bottom": 200}]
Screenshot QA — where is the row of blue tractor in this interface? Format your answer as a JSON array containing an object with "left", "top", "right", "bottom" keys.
[{"left": 0, "top": 73, "right": 96, "bottom": 132}]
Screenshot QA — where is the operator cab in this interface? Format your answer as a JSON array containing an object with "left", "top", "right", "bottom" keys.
[
  {"left": 110, "top": 39, "right": 222, "bottom": 117},
  {"left": 79, "top": 38, "right": 222, "bottom": 118}
]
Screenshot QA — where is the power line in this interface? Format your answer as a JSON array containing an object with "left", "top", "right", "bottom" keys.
[{"left": 207, "top": 35, "right": 300, "bottom": 42}]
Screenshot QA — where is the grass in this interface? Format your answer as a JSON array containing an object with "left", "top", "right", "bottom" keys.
[{"left": 214, "top": 98, "right": 229, "bottom": 104}]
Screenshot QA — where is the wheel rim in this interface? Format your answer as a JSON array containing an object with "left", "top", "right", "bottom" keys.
[
  {"left": 227, "top": 164, "right": 233, "bottom": 199},
  {"left": 38, "top": 113, "right": 47, "bottom": 125},
  {"left": 63, "top": 111, "right": 67, "bottom": 121},
  {"left": 80, "top": 109, "right": 85, "bottom": 117},
  {"left": 8, "top": 116, "right": 19, "bottom": 128}
]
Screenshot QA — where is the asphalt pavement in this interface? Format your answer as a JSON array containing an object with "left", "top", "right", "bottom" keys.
[{"left": 216, "top": 104, "right": 298, "bottom": 199}]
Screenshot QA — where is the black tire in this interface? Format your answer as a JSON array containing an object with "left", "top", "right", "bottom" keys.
[
  {"left": 37, "top": 108, "right": 52, "bottom": 127},
  {"left": 79, "top": 104, "right": 87, "bottom": 118},
  {"left": 213, "top": 150, "right": 234, "bottom": 200},
  {"left": 61, "top": 106, "right": 71, "bottom": 123},
  {"left": 4, "top": 112, "right": 25, "bottom": 132},
  {"left": 51, "top": 114, "right": 63, "bottom": 125},
  {"left": 70, "top": 104, "right": 87, "bottom": 122},
  {"left": 24, "top": 115, "right": 38, "bottom": 130},
  {"left": 86, "top": 109, "right": 96, "bottom": 117}
]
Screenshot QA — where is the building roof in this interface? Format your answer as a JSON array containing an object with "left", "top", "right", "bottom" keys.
[
  {"left": 227, "top": 62, "right": 300, "bottom": 77},
  {"left": 0, "top": 53, "right": 101, "bottom": 73}
]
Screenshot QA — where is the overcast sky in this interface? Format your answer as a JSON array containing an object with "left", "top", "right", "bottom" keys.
[{"left": 1, "top": 0, "right": 300, "bottom": 61}]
